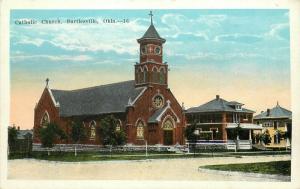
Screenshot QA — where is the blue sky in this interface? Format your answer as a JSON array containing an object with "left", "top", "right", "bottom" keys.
[{"left": 10, "top": 9, "right": 290, "bottom": 129}]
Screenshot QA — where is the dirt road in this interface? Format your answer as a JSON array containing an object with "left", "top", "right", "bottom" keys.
[{"left": 8, "top": 155, "right": 290, "bottom": 181}]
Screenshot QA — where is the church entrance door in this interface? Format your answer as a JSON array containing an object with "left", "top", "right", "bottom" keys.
[{"left": 163, "top": 130, "right": 173, "bottom": 145}]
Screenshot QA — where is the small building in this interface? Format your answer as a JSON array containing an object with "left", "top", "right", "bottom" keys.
[
  {"left": 17, "top": 129, "right": 33, "bottom": 141},
  {"left": 253, "top": 102, "right": 292, "bottom": 148},
  {"left": 185, "top": 95, "right": 262, "bottom": 149}
]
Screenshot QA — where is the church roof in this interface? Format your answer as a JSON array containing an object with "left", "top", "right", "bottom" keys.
[
  {"left": 254, "top": 103, "right": 292, "bottom": 120},
  {"left": 137, "top": 24, "right": 166, "bottom": 43},
  {"left": 148, "top": 106, "right": 166, "bottom": 123},
  {"left": 186, "top": 95, "right": 255, "bottom": 114},
  {"left": 50, "top": 80, "right": 146, "bottom": 117}
]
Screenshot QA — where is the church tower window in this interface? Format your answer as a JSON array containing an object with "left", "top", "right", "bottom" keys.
[
  {"left": 159, "top": 67, "right": 166, "bottom": 84},
  {"left": 152, "top": 66, "right": 159, "bottom": 83},
  {"left": 143, "top": 66, "right": 148, "bottom": 83},
  {"left": 137, "top": 67, "right": 143, "bottom": 84}
]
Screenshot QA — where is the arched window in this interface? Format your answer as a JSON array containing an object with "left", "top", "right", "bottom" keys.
[
  {"left": 162, "top": 117, "right": 174, "bottom": 130},
  {"left": 143, "top": 66, "right": 148, "bottom": 83},
  {"left": 136, "top": 120, "right": 145, "bottom": 139},
  {"left": 137, "top": 67, "right": 143, "bottom": 84},
  {"left": 116, "top": 120, "right": 122, "bottom": 132},
  {"left": 152, "top": 66, "right": 158, "bottom": 83},
  {"left": 90, "top": 121, "right": 96, "bottom": 140},
  {"left": 40, "top": 111, "right": 50, "bottom": 128},
  {"left": 159, "top": 67, "right": 166, "bottom": 84}
]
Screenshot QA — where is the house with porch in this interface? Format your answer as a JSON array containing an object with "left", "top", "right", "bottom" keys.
[
  {"left": 253, "top": 102, "right": 292, "bottom": 149},
  {"left": 185, "top": 95, "right": 262, "bottom": 149}
]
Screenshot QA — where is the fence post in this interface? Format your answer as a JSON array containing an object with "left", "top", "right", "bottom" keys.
[{"left": 145, "top": 140, "right": 148, "bottom": 158}]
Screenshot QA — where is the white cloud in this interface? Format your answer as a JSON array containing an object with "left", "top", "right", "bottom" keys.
[
  {"left": 266, "top": 23, "right": 289, "bottom": 40},
  {"left": 11, "top": 54, "right": 93, "bottom": 62},
  {"left": 214, "top": 33, "right": 262, "bottom": 43},
  {"left": 196, "top": 14, "right": 227, "bottom": 27}
]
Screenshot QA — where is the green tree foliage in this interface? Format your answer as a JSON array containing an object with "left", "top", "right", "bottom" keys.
[
  {"left": 97, "top": 115, "right": 127, "bottom": 146},
  {"left": 39, "top": 123, "right": 67, "bottom": 148},
  {"left": 185, "top": 121, "right": 197, "bottom": 142},
  {"left": 260, "top": 129, "right": 272, "bottom": 145},
  {"left": 70, "top": 121, "right": 86, "bottom": 144},
  {"left": 8, "top": 126, "right": 18, "bottom": 150}
]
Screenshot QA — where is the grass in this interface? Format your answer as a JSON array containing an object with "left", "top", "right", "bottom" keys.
[
  {"left": 8, "top": 150, "right": 291, "bottom": 162},
  {"left": 201, "top": 160, "right": 291, "bottom": 176}
]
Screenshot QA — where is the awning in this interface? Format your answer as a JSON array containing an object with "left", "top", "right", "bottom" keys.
[{"left": 226, "top": 123, "right": 263, "bottom": 130}]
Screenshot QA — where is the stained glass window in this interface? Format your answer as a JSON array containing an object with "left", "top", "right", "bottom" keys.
[
  {"left": 163, "top": 119, "right": 173, "bottom": 130},
  {"left": 90, "top": 121, "right": 96, "bottom": 140},
  {"left": 136, "top": 121, "right": 144, "bottom": 139},
  {"left": 41, "top": 112, "right": 50, "bottom": 128}
]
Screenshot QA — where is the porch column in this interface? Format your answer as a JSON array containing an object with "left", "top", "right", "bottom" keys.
[
  {"left": 222, "top": 113, "right": 227, "bottom": 141},
  {"left": 249, "top": 130, "right": 252, "bottom": 140}
]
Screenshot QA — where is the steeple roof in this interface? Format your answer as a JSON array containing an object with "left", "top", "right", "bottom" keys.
[{"left": 137, "top": 24, "right": 166, "bottom": 43}]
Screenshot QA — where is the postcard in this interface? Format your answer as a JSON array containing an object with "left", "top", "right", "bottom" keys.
[{"left": 1, "top": 0, "right": 300, "bottom": 189}]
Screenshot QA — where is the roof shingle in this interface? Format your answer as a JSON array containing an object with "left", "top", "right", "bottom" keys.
[
  {"left": 186, "top": 96, "right": 255, "bottom": 114},
  {"left": 254, "top": 104, "right": 292, "bottom": 120},
  {"left": 137, "top": 24, "right": 166, "bottom": 43},
  {"left": 51, "top": 80, "right": 145, "bottom": 117}
]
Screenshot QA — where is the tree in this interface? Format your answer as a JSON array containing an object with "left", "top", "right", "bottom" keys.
[
  {"left": 97, "top": 115, "right": 127, "bottom": 146},
  {"left": 70, "top": 121, "right": 86, "bottom": 156},
  {"left": 260, "top": 129, "right": 271, "bottom": 145},
  {"left": 39, "top": 123, "right": 67, "bottom": 155},
  {"left": 185, "top": 121, "right": 197, "bottom": 142},
  {"left": 8, "top": 126, "right": 18, "bottom": 154},
  {"left": 185, "top": 121, "right": 198, "bottom": 155}
]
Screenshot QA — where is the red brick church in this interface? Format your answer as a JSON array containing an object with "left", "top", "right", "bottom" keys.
[{"left": 33, "top": 12, "right": 186, "bottom": 146}]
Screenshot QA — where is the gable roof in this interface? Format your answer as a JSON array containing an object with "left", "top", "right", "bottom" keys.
[
  {"left": 186, "top": 96, "right": 255, "bottom": 114},
  {"left": 137, "top": 24, "right": 166, "bottom": 43},
  {"left": 50, "top": 80, "right": 146, "bottom": 117},
  {"left": 148, "top": 100, "right": 180, "bottom": 123},
  {"left": 254, "top": 104, "right": 292, "bottom": 120}
]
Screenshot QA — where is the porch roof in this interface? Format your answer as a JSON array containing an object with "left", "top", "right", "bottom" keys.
[{"left": 226, "top": 123, "right": 263, "bottom": 130}]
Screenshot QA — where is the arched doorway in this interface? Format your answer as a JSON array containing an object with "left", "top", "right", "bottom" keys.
[{"left": 162, "top": 117, "right": 175, "bottom": 145}]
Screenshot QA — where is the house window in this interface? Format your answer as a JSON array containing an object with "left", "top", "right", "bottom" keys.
[
  {"left": 90, "top": 121, "right": 96, "bottom": 140},
  {"left": 210, "top": 128, "right": 218, "bottom": 140},
  {"left": 136, "top": 120, "right": 145, "bottom": 139},
  {"left": 274, "top": 121, "right": 278, "bottom": 130}
]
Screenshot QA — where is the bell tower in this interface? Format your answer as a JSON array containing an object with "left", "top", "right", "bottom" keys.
[{"left": 135, "top": 11, "right": 168, "bottom": 87}]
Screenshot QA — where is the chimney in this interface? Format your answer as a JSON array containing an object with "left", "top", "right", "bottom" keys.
[
  {"left": 17, "top": 126, "right": 20, "bottom": 131},
  {"left": 216, "top": 95, "right": 220, "bottom": 100},
  {"left": 266, "top": 109, "right": 270, "bottom": 116}
]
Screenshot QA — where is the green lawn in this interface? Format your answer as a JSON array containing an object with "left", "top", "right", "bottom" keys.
[
  {"left": 8, "top": 150, "right": 291, "bottom": 162},
  {"left": 201, "top": 160, "right": 291, "bottom": 176},
  {"left": 24, "top": 151, "right": 214, "bottom": 162}
]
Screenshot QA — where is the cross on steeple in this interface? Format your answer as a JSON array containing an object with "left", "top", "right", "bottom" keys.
[
  {"left": 45, "top": 78, "right": 49, "bottom": 87},
  {"left": 149, "top": 11, "right": 153, "bottom": 25}
]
